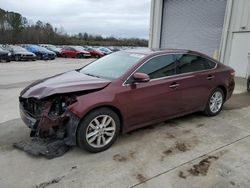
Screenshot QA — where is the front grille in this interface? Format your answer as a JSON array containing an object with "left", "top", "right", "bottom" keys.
[
  {"left": 25, "top": 54, "right": 33, "bottom": 57},
  {"left": 48, "top": 54, "right": 54, "bottom": 57},
  {"left": 20, "top": 97, "right": 42, "bottom": 117}
]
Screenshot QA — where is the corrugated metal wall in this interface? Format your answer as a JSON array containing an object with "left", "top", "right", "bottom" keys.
[{"left": 160, "top": 0, "right": 227, "bottom": 56}]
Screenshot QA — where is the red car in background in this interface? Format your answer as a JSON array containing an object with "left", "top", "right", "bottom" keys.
[
  {"left": 61, "top": 46, "right": 91, "bottom": 58},
  {"left": 84, "top": 46, "right": 104, "bottom": 58}
]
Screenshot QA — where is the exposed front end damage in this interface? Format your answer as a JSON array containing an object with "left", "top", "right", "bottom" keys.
[
  {"left": 15, "top": 95, "right": 81, "bottom": 158},
  {"left": 14, "top": 70, "right": 111, "bottom": 158}
]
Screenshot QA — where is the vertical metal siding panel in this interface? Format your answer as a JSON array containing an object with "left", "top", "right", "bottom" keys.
[
  {"left": 160, "top": 0, "right": 227, "bottom": 56},
  {"left": 248, "top": 0, "right": 250, "bottom": 29}
]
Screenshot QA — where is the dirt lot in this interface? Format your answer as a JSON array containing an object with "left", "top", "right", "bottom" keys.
[{"left": 0, "top": 58, "right": 250, "bottom": 188}]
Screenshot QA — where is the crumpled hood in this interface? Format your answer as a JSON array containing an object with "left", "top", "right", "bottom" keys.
[{"left": 20, "top": 70, "right": 111, "bottom": 99}]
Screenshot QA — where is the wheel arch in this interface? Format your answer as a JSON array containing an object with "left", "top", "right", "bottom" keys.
[
  {"left": 217, "top": 85, "right": 227, "bottom": 101},
  {"left": 77, "top": 105, "right": 124, "bottom": 134}
]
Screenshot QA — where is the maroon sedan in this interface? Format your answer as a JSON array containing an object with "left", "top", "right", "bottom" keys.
[
  {"left": 18, "top": 49, "right": 235, "bottom": 156},
  {"left": 61, "top": 46, "right": 91, "bottom": 58}
]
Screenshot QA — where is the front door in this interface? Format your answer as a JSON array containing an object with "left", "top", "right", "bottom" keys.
[{"left": 118, "top": 54, "right": 183, "bottom": 129}]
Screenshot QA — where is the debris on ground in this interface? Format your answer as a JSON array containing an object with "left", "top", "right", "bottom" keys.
[
  {"left": 113, "top": 151, "right": 136, "bottom": 162},
  {"left": 178, "top": 152, "right": 226, "bottom": 179},
  {"left": 188, "top": 156, "right": 219, "bottom": 176},
  {"left": 135, "top": 173, "right": 147, "bottom": 183},
  {"left": 13, "top": 137, "right": 69, "bottom": 159},
  {"left": 160, "top": 140, "right": 196, "bottom": 161},
  {"left": 175, "top": 142, "right": 189, "bottom": 152},
  {"left": 34, "top": 175, "right": 65, "bottom": 188}
]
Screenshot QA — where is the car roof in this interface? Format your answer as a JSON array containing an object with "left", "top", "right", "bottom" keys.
[{"left": 124, "top": 48, "right": 203, "bottom": 56}]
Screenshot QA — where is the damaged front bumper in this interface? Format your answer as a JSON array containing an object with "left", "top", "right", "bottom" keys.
[{"left": 15, "top": 99, "right": 81, "bottom": 158}]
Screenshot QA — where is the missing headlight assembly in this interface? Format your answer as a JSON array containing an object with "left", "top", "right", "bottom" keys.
[{"left": 15, "top": 95, "right": 80, "bottom": 158}]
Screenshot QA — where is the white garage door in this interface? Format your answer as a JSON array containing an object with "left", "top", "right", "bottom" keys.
[
  {"left": 228, "top": 32, "right": 250, "bottom": 78},
  {"left": 160, "top": 0, "right": 227, "bottom": 56}
]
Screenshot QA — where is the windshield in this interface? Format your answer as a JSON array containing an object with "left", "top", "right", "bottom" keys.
[
  {"left": 47, "top": 46, "right": 56, "bottom": 50},
  {"left": 99, "top": 47, "right": 112, "bottom": 52},
  {"left": 39, "top": 46, "right": 49, "bottom": 51},
  {"left": 12, "top": 46, "right": 27, "bottom": 52},
  {"left": 73, "top": 46, "right": 85, "bottom": 51},
  {"left": 79, "top": 51, "right": 144, "bottom": 80}
]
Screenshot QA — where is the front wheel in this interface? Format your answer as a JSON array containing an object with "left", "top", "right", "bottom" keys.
[
  {"left": 37, "top": 54, "right": 42, "bottom": 60},
  {"left": 14, "top": 55, "right": 20, "bottom": 61},
  {"left": 76, "top": 54, "right": 83, "bottom": 58},
  {"left": 204, "top": 88, "right": 224, "bottom": 116},
  {"left": 77, "top": 108, "right": 120, "bottom": 153}
]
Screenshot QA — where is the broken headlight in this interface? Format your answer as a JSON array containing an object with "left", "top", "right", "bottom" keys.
[{"left": 49, "top": 96, "right": 77, "bottom": 117}]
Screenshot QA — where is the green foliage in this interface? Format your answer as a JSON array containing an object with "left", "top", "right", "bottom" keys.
[{"left": 0, "top": 8, "right": 148, "bottom": 46}]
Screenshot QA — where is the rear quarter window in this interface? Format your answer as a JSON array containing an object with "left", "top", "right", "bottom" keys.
[{"left": 175, "top": 54, "right": 216, "bottom": 74}]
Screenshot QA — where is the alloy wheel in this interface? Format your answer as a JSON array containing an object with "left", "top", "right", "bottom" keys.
[
  {"left": 209, "top": 91, "right": 223, "bottom": 113},
  {"left": 86, "top": 115, "right": 116, "bottom": 148}
]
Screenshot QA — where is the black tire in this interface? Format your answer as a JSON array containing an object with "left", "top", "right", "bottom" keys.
[
  {"left": 76, "top": 54, "right": 83, "bottom": 59},
  {"left": 14, "top": 55, "right": 20, "bottom": 61},
  {"left": 204, "top": 88, "right": 224, "bottom": 117},
  {"left": 247, "top": 76, "right": 250, "bottom": 92},
  {"left": 77, "top": 107, "right": 121, "bottom": 153},
  {"left": 37, "top": 54, "right": 42, "bottom": 60}
]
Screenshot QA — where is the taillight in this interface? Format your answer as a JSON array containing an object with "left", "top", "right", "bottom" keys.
[{"left": 230, "top": 69, "right": 235, "bottom": 77}]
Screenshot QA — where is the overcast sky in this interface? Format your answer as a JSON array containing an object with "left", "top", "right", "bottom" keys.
[{"left": 1, "top": 0, "right": 151, "bottom": 39}]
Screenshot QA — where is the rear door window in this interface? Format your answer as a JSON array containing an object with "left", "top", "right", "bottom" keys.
[{"left": 175, "top": 54, "right": 216, "bottom": 74}]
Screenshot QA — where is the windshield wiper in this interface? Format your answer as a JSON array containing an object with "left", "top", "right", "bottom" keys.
[{"left": 84, "top": 73, "right": 101, "bottom": 78}]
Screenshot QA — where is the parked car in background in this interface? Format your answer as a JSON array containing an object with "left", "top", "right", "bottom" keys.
[
  {"left": 40, "top": 44, "right": 62, "bottom": 57},
  {"left": 109, "top": 46, "right": 120, "bottom": 52},
  {"left": 84, "top": 46, "right": 104, "bottom": 58},
  {"left": 61, "top": 46, "right": 91, "bottom": 58},
  {"left": 21, "top": 44, "right": 56, "bottom": 60},
  {"left": 0, "top": 46, "right": 11, "bottom": 62},
  {"left": 4, "top": 45, "right": 36, "bottom": 61},
  {"left": 18, "top": 49, "right": 235, "bottom": 154},
  {"left": 98, "top": 47, "right": 113, "bottom": 55}
]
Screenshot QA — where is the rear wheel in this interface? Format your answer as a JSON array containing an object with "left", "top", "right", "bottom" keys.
[
  {"left": 204, "top": 88, "right": 224, "bottom": 116},
  {"left": 77, "top": 108, "right": 120, "bottom": 153}
]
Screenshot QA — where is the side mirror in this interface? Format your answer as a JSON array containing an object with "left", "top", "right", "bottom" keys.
[{"left": 133, "top": 72, "right": 150, "bottom": 83}]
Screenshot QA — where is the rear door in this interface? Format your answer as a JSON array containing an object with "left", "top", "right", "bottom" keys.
[
  {"left": 120, "top": 54, "right": 183, "bottom": 128},
  {"left": 174, "top": 53, "right": 217, "bottom": 112}
]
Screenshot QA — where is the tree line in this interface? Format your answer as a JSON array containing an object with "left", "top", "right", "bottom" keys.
[{"left": 0, "top": 8, "right": 148, "bottom": 46}]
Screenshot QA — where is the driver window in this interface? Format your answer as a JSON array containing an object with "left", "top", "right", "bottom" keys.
[{"left": 136, "top": 54, "right": 176, "bottom": 79}]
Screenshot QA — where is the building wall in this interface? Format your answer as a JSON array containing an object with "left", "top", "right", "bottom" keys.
[
  {"left": 220, "top": 0, "right": 250, "bottom": 64},
  {"left": 149, "top": 0, "right": 163, "bottom": 49},
  {"left": 149, "top": 0, "right": 250, "bottom": 63}
]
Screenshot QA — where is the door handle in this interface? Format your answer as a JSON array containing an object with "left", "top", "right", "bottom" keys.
[
  {"left": 207, "top": 75, "right": 215, "bottom": 80},
  {"left": 169, "top": 83, "right": 180, "bottom": 89}
]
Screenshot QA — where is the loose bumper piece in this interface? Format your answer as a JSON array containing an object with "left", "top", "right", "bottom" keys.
[{"left": 13, "top": 137, "right": 70, "bottom": 159}]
